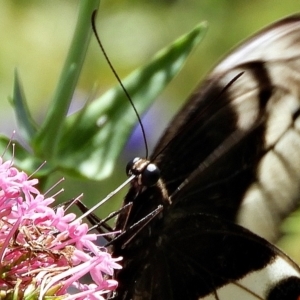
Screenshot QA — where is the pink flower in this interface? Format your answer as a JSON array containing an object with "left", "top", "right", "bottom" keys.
[{"left": 0, "top": 157, "right": 121, "bottom": 299}]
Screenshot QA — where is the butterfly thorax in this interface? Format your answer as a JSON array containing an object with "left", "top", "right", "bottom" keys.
[
  {"left": 111, "top": 158, "right": 171, "bottom": 299},
  {"left": 114, "top": 157, "right": 171, "bottom": 246}
]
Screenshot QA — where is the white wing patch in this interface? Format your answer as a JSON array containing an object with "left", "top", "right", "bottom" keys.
[
  {"left": 214, "top": 18, "right": 300, "bottom": 73},
  {"left": 237, "top": 125, "right": 300, "bottom": 241},
  {"left": 202, "top": 256, "right": 300, "bottom": 299},
  {"left": 227, "top": 63, "right": 300, "bottom": 241},
  {"left": 220, "top": 69, "right": 261, "bottom": 131}
]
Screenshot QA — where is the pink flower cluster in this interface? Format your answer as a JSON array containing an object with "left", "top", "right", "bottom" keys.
[{"left": 0, "top": 158, "right": 121, "bottom": 299}]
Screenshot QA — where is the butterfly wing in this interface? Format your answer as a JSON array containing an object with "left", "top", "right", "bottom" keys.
[{"left": 150, "top": 14, "right": 300, "bottom": 241}]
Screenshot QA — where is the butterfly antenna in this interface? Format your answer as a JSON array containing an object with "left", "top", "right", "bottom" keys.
[{"left": 91, "top": 10, "right": 149, "bottom": 158}]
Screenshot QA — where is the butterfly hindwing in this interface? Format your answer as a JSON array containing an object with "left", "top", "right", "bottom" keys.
[
  {"left": 145, "top": 214, "right": 300, "bottom": 300},
  {"left": 111, "top": 14, "right": 300, "bottom": 300},
  {"left": 115, "top": 212, "right": 300, "bottom": 299}
]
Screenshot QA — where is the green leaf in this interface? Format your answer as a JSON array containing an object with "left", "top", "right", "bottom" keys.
[
  {"left": 56, "top": 22, "right": 207, "bottom": 180},
  {"left": 33, "top": 0, "right": 100, "bottom": 158},
  {"left": 11, "top": 71, "right": 37, "bottom": 142}
]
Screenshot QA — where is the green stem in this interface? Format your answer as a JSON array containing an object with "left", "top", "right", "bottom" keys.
[{"left": 33, "top": 0, "right": 100, "bottom": 157}]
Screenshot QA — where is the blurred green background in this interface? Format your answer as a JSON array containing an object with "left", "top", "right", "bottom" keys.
[{"left": 0, "top": 1, "right": 300, "bottom": 260}]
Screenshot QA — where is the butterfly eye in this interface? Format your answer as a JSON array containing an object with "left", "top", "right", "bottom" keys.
[
  {"left": 141, "top": 163, "right": 161, "bottom": 186},
  {"left": 126, "top": 157, "right": 141, "bottom": 176}
]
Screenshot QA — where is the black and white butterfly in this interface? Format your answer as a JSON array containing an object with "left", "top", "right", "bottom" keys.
[{"left": 109, "top": 15, "right": 300, "bottom": 300}]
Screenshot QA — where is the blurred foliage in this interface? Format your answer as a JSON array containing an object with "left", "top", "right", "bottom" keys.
[
  {"left": 0, "top": 0, "right": 300, "bottom": 261},
  {"left": 9, "top": 15, "right": 204, "bottom": 181}
]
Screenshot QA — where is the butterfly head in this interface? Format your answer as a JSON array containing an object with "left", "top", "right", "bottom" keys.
[{"left": 126, "top": 157, "right": 161, "bottom": 187}]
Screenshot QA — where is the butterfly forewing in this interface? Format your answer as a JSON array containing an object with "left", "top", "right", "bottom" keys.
[
  {"left": 151, "top": 14, "right": 300, "bottom": 241},
  {"left": 111, "top": 15, "right": 300, "bottom": 300}
]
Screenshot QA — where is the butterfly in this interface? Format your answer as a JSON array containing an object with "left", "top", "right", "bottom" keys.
[{"left": 108, "top": 14, "right": 300, "bottom": 300}]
